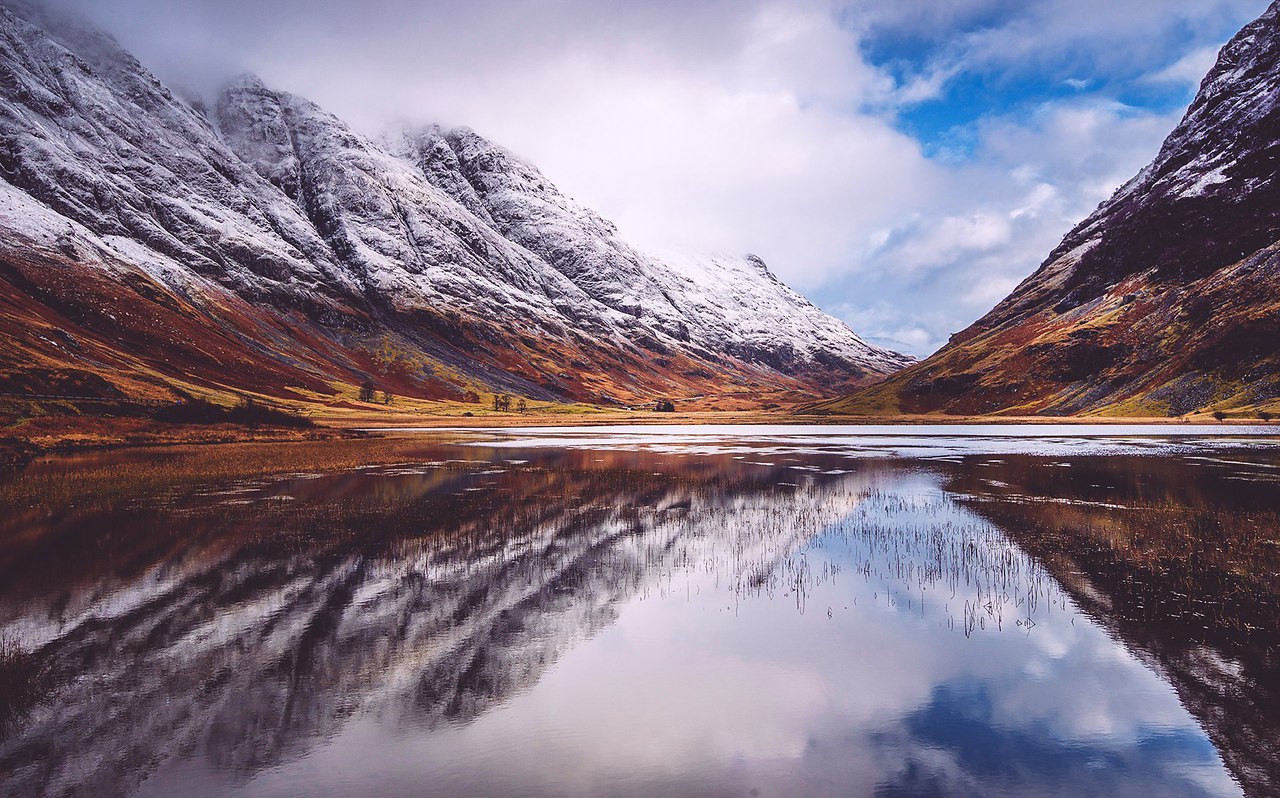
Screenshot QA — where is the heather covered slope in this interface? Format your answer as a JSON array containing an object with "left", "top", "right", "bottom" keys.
[
  {"left": 0, "top": 2, "right": 907, "bottom": 413},
  {"left": 815, "top": 2, "right": 1280, "bottom": 418}
]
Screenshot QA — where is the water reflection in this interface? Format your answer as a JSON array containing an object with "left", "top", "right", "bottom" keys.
[
  {"left": 0, "top": 437, "right": 1274, "bottom": 797},
  {"left": 943, "top": 455, "right": 1280, "bottom": 797}
]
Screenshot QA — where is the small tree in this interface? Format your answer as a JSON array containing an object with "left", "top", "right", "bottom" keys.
[
  {"left": 517, "top": 397, "right": 528, "bottom": 413},
  {"left": 382, "top": 391, "right": 394, "bottom": 406},
  {"left": 1212, "top": 410, "right": 1227, "bottom": 422},
  {"left": 1260, "top": 411, "right": 1274, "bottom": 422},
  {"left": 654, "top": 399, "right": 675, "bottom": 413},
  {"left": 493, "top": 394, "right": 513, "bottom": 412},
  {"left": 358, "top": 380, "right": 377, "bottom": 403}
]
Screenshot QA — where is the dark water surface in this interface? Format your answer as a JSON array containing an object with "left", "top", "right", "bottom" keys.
[{"left": 1, "top": 426, "right": 1278, "bottom": 797}]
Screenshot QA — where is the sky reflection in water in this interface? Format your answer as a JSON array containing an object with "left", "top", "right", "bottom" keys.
[{"left": 2, "top": 427, "right": 1277, "bottom": 797}]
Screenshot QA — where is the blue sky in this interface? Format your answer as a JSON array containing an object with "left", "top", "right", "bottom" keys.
[
  {"left": 49, "top": 0, "right": 1276, "bottom": 356},
  {"left": 863, "top": 2, "right": 1245, "bottom": 147}
]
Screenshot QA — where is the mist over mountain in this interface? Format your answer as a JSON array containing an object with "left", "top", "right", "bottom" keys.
[{"left": 0, "top": 1, "right": 909, "bottom": 412}]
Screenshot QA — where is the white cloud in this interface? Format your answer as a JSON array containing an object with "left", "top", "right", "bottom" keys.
[
  {"left": 835, "top": 301, "right": 960, "bottom": 356},
  {"left": 41, "top": 0, "right": 944, "bottom": 289},
  {"left": 1144, "top": 45, "right": 1223, "bottom": 88},
  {"left": 829, "top": 98, "right": 1187, "bottom": 355},
  {"left": 923, "top": 0, "right": 1267, "bottom": 79},
  {"left": 961, "top": 274, "right": 1022, "bottom": 307}
]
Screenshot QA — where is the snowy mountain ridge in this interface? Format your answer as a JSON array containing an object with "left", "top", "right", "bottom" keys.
[{"left": 0, "top": 2, "right": 909, "bottom": 408}]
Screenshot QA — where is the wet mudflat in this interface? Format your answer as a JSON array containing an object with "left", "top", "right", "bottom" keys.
[{"left": 0, "top": 426, "right": 1278, "bottom": 797}]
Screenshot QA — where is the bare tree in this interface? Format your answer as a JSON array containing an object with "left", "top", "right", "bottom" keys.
[{"left": 358, "top": 380, "right": 376, "bottom": 403}]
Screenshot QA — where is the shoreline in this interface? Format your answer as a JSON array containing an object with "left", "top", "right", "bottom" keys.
[
  {"left": 4, "top": 410, "right": 1277, "bottom": 470},
  {"left": 322, "top": 409, "right": 1280, "bottom": 433}
]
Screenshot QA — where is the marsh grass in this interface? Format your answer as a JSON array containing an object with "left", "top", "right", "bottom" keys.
[
  {"left": 664, "top": 487, "right": 1072, "bottom": 634},
  {"left": 0, "top": 438, "right": 458, "bottom": 513}
]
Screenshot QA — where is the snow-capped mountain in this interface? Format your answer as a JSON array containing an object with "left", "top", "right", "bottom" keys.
[
  {"left": 0, "top": 458, "right": 868, "bottom": 796},
  {"left": 0, "top": 1, "right": 908, "bottom": 409},
  {"left": 816, "top": 1, "right": 1280, "bottom": 417}
]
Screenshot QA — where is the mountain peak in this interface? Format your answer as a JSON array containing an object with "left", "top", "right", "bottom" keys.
[
  {"left": 225, "top": 72, "right": 270, "bottom": 93},
  {"left": 743, "top": 254, "right": 775, "bottom": 278}
]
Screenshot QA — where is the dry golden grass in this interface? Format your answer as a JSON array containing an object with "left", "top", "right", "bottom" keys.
[
  {"left": 0, "top": 436, "right": 463, "bottom": 512},
  {"left": 4, "top": 388, "right": 1274, "bottom": 473}
]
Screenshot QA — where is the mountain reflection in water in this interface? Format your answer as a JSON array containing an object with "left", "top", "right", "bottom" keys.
[{"left": 0, "top": 436, "right": 1275, "bottom": 797}]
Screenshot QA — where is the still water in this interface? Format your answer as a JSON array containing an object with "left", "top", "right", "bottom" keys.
[{"left": 1, "top": 426, "right": 1278, "bottom": 797}]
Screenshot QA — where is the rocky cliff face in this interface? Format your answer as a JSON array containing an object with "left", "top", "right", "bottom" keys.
[
  {"left": 0, "top": 2, "right": 907, "bottom": 410},
  {"left": 817, "top": 1, "right": 1280, "bottom": 417}
]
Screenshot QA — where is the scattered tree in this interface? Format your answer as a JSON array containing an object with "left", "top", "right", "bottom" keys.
[
  {"left": 358, "top": 380, "right": 377, "bottom": 403},
  {"left": 382, "top": 391, "right": 394, "bottom": 406},
  {"left": 492, "top": 394, "right": 513, "bottom": 412},
  {"left": 654, "top": 399, "right": 676, "bottom": 413},
  {"left": 517, "top": 397, "right": 528, "bottom": 413}
]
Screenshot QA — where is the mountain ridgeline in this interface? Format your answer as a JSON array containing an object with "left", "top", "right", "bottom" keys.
[
  {"left": 817, "top": 1, "right": 1280, "bottom": 418},
  {"left": 0, "top": 2, "right": 910, "bottom": 412}
]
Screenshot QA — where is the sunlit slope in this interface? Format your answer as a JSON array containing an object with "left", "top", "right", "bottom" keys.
[{"left": 814, "top": 2, "right": 1280, "bottom": 418}]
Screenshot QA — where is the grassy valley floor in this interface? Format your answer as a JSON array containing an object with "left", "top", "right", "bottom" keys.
[{"left": 4, "top": 392, "right": 1277, "bottom": 471}]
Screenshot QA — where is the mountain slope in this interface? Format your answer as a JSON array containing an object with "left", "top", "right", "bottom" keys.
[
  {"left": 816, "top": 1, "right": 1280, "bottom": 418},
  {"left": 387, "top": 125, "right": 906, "bottom": 377},
  {"left": 0, "top": 2, "right": 907, "bottom": 413}
]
